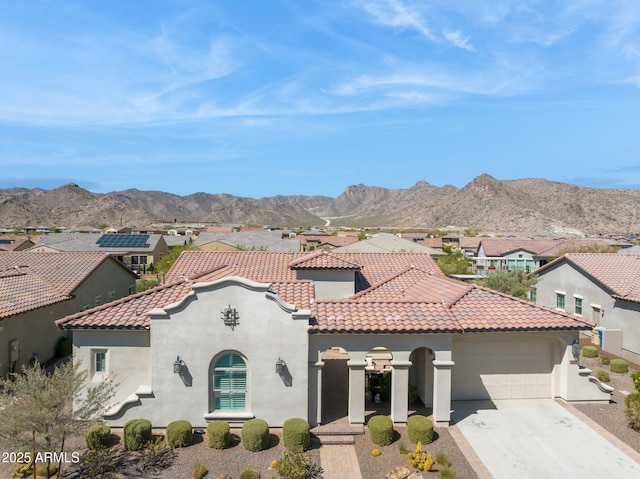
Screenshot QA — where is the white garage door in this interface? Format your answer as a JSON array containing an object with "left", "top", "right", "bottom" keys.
[{"left": 452, "top": 338, "right": 553, "bottom": 400}]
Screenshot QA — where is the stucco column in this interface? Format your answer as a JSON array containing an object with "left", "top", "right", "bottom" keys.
[
  {"left": 432, "top": 352, "right": 454, "bottom": 427},
  {"left": 308, "top": 360, "right": 324, "bottom": 426},
  {"left": 347, "top": 359, "right": 367, "bottom": 425},
  {"left": 390, "top": 359, "right": 412, "bottom": 424}
]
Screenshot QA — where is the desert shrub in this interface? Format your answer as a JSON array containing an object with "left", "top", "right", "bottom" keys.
[
  {"left": 439, "top": 467, "right": 457, "bottom": 479},
  {"left": 283, "top": 418, "right": 310, "bottom": 452},
  {"left": 207, "top": 420, "right": 231, "bottom": 449},
  {"left": 138, "top": 437, "right": 175, "bottom": 472},
  {"left": 596, "top": 370, "right": 610, "bottom": 382},
  {"left": 124, "top": 418, "right": 152, "bottom": 451},
  {"left": 35, "top": 463, "right": 58, "bottom": 477},
  {"left": 241, "top": 418, "right": 270, "bottom": 452},
  {"left": 275, "top": 451, "right": 323, "bottom": 479},
  {"left": 80, "top": 449, "right": 115, "bottom": 479},
  {"left": 166, "top": 420, "right": 193, "bottom": 448},
  {"left": 610, "top": 358, "right": 629, "bottom": 374},
  {"left": 407, "top": 415, "right": 434, "bottom": 444},
  {"left": 192, "top": 463, "right": 208, "bottom": 479},
  {"left": 398, "top": 441, "right": 408, "bottom": 454},
  {"left": 239, "top": 469, "right": 260, "bottom": 479},
  {"left": 625, "top": 392, "right": 640, "bottom": 431},
  {"left": 632, "top": 371, "right": 640, "bottom": 392},
  {"left": 581, "top": 346, "right": 598, "bottom": 358},
  {"left": 599, "top": 355, "right": 611, "bottom": 365},
  {"left": 85, "top": 423, "right": 111, "bottom": 450},
  {"left": 368, "top": 415, "right": 394, "bottom": 446},
  {"left": 436, "top": 451, "right": 450, "bottom": 467}
]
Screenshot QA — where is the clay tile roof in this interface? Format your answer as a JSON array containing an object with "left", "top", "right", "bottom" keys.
[
  {"left": 451, "top": 286, "right": 593, "bottom": 332},
  {"left": 269, "top": 281, "right": 314, "bottom": 309},
  {"left": 479, "top": 238, "right": 558, "bottom": 257},
  {"left": 311, "top": 301, "right": 461, "bottom": 333},
  {"left": 0, "top": 251, "right": 118, "bottom": 319},
  {"left": 289, "top": 251, "right": 361, "bottom": 270}
]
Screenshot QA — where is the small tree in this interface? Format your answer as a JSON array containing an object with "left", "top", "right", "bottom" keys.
[
  {"left": 0, "top": 360, "right": 117, "bottom": 479},
  {"left": 481, "top": 270, "right": 538, "bottom": 300}
]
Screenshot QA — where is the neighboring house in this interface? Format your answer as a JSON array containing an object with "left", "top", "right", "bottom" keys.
[
  {"left": 0, "top": 251, "right": 137, "bottom": 377},
  {"left": 534, "top": 253, "right": 640, "bottom": 355},
  {"left": 57, "top": 250, "right": 607, "bottom": 430},
  {"left": 334, "top": 234, "right": 444, "bottom": 257},
  {"left": 28, "top": 233, "right": 169, "bottom": 274},
  {"left": 0, "top": 237, "right": 35, "bottom": 251},
  {"left": 193, "top": 231, "right": 301, "bottom": 252},
  {"left": 301, "top": 235, "right": 359, "bottom": 251},
  {"left": 474, "top": 237, "right": 613, "bottom": 277}
]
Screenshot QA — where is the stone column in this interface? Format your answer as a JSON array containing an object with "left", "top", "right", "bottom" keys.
[
  {"left": 308, "top": 360, "right": 324, "bottom": 426},
  {"left": 432, "top": 351, "right": 454, "bottom": 427},
  {"left": 347, "top": 359, "right": 367, "bottom": 425},
  {"left": 390, "top": 359, "right": 412, "bottom": 424}
]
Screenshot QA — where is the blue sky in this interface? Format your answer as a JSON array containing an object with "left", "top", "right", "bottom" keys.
[{"left": 1, "top": 1, "right": 640, "bottom": 198}]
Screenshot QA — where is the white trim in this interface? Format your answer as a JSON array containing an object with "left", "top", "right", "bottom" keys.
[{"left": 573, "top": 294, "right": 583, "bottom": 299}]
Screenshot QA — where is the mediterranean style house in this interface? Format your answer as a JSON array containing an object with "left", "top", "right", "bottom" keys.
[
  {"left": 534, "top": 253, "right": 640, "bottom": 355},
  {"left": 0, "top": 251, "right": 137, "bottom": 377},
  {"left": 56, "top": 250, "right": 610, "bottom": 429}
]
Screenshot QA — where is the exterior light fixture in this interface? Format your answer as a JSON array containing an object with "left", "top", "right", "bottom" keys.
[
  {"left": 173, "top": 356, "right": 183, "bottom": 374},
  {"left": 571, "top": 339, "right": 581, "bottom": 366},
  {"left": 221, "top": 305, "right": 239, "bottom": 330},
  {"left": 276, "top": 357, "right": 285, "bottom": 374}
]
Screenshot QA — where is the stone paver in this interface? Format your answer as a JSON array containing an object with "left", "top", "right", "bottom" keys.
[{"left": 320, "top": 444, "right": 363, "bottom": 479}]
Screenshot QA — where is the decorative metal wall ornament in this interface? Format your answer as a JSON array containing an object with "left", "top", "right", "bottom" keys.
[{"left": 221, "top": 305, "right": 239, "bottom": 330}]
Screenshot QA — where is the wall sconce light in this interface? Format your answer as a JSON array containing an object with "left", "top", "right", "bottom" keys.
[
  {"left": 221, "top": 305, "right": 239, "bottom": 330},
  {"left": 173, "top": 356, "right": 184, "bottom": 374},
  {"left": 276, "top": 357, "right": 285, "bottom": 374}
]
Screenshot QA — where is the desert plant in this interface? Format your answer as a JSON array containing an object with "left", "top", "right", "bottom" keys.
[
  {"left": 35, "top": 463, "right": 58, "bottom": 477},
  {"left": 275, "top": 451, "right": 323, "bottom": 479},
  {"left": 85, "top": 423, "right": 111, "bottom": 450},
  {"left": 80, "top": 449, "right": 115, "bottom": 479},
  {"left": 407, "top": 415, "right": 434, "bottom": 444},
  {"left": 407, "top": 442, "right": 434, "bottom": 471},
  {"left": 283, "top": 418, "right": 310, "bottom": 452},
  {"left": 436, "top": 451, "right": 451, "bottom": 467},
  {"left": 599, "top": 355, "right": 611, "bottom": 365},
  {"left": 632, "top": 371, "right": 640, "bottom": 392},
  {"left": 124, "top": 418, "right": 152, "bottom": 451},
  {"left": 610, "top": 358, "right": 629, "bottom": 374},
  {"left": 241, "top": 418, "right": 270, "bottom": 452},
  {"left": 207, "top": 420, "right": 231, "bottom": 449},
  {"left": 625, "top": 392, "right": 640, "bottom": 431},
  {"left": 371, "top": 448, "right": 381, "bottom": 457},
  {"left": 166, "top": 420, "right": 193, "bottom": 448},
  {"left": 239, "top": 468, "right": 260, "bottom": 479},
  {"left": 192, "top": 463, "right": 208, "bottom": 479},
  {"left": 398, "top": 441, "right": 408, "bottom": 454},
  {"left": 368, "top": 415, "right": 394, "bottom": 446},
  {"left": 439, "top": 467, "right": 457, "bottom": 479},
  {"left": 581, "top": 346, "right": 598, "bottom": 358},
  {"left": 596, "top": 370, "right": 610, "bottom": 382}
]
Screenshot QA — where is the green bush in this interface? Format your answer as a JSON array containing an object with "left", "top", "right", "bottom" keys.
[
  {"left": 85, "top": 424, "right": 111, "bottom": 450},
  {"left": 368, "top": 415, "right": 394, "bottom": 446},
  {"left": 192, "top": 463, "right": 208, "bottom": 479},
  {"left": 632, "top": 371, "right": 640, "bottom": 392},
  {"left": 275, "top": 451, "right": 323, "bottom": 479},
  {"left": 166, "top": 420, "right": 193, "bottom": 448},
  {"left": 581, "top": 346, "right": 598, "bottom": 358},
  {"left": 207, "top": 420, "right": 231, "bottom": 449},
  {"left": 241, "top": 418, "right": 270, "bottom": 452},
  {"left": 610, "top": 358, "right": 629, "bottom": 374},
  {"left": 123, "top": 418, "right": 152, "bottom": 451},
  {"left": 407, "top": 415, "right": 434, "bottom": 444},
  {"left": 625, "top": 392, "right": 640, "bottom": 431},
  {"left": 439, "top": 467, "right": 457, "bottom": 479},
  {"left": 596, "top": 370, "right": 610, "bottom": 382},
  {"left": 283, "top": 418, "right": 310, "bottom": 452},
  {"left": 239, "top": 469, "right": 260, "bottom": 479},
  {"left": 599, "top": 355, "right": 611, "bottom": 365}
]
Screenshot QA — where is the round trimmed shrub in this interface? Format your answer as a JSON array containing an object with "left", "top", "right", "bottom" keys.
[
  {"left": 282, "top": 418, "right": 310, "bottom": 452},
  {"left": 407, "top": 415, "right": 434, "bottom": 445},
  {"left": 241, "top": 418, "right": 270, "bottom": 452},
  {"left": 123, "top": 418, "right": 152, "bottom": 451},
  {"left": 166, "top": 420, "right": 193, "bottom": 448},
  {"left": 207, "top": 420, "right": 231, "bottom": 449},
  {"left": 368, "top": 415, "right": 394, "bottom": 446},
  {"left": 610, "top": 358, "right": 629, "bottom": 374},
  {"left": 85, "top": 424, "right": 111, "bottom": 450},
  {"left": 239, "top": 468, "right": 260, "bottom": 479},
  {"left": 596, "top": 370, "right": 610, "bottom": 383},
  {"left": 581, "top": 345, "right": 598, "bottom": 358}
]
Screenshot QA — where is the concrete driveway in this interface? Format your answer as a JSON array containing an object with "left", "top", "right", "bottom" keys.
[{"left": 452, "top": 399, "right": 640, "bottom": 479}]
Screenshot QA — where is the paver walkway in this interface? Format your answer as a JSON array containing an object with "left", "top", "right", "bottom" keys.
[{"left": 320, "top": 444, "right": 363, "bottom": 479}]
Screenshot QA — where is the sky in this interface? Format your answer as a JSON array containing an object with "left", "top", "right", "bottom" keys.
[{"left": 1, "top": 1, "right": 640, "bottom": 198}]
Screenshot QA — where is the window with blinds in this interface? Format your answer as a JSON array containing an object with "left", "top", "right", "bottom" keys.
[{"left": 213, "top": 353, "right": 247, "bottom": 410}]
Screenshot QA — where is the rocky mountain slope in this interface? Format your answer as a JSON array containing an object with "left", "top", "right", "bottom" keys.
[{"left": 1, "top": 175, "right": 640, "bottom": 234}]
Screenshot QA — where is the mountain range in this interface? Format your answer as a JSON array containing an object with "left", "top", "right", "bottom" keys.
[{"left": 1, "top": 174, "right": 640, "bottom": 235}]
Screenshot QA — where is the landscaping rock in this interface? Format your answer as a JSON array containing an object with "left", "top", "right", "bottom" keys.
[
  {"left": 386, "top": 465, "right": 412, "bottom": 479},
  {"left": 408, "top": 474, "right": 424, "bottom": 479}
]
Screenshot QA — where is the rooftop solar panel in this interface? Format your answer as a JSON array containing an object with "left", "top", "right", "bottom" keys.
[{"left": 96, "top": 234, "right": 150, "bottom": 249}]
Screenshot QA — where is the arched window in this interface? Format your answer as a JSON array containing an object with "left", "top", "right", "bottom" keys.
[{"left": 213, "top": 352, "right": 247, "bottom": 411}]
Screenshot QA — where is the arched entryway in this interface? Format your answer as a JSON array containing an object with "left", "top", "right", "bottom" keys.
[
  {"left": 409, "top": 347, "right": 434, "bottom": 416},
  {"left": 364, "top": 347, "right": 393, "bottom": 420},
  {"left": 320, "top": 347, "right": 350, "bottom": 424}
]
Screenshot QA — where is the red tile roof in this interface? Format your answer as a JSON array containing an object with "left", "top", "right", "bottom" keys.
[
  {"left": 0, "top": 251, "right": 123, "bottom": 319},
  {"left": 289, "top": 251, "right": 361, "bottom": 270}
]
